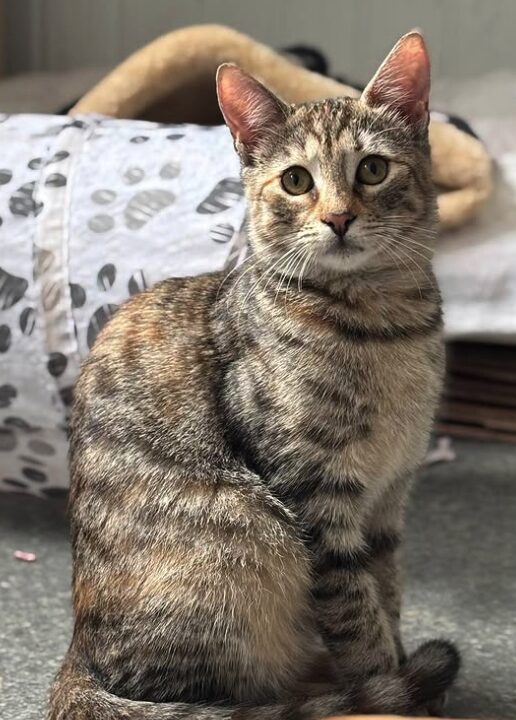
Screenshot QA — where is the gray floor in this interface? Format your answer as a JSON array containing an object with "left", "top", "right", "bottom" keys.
[{"left": 0, "top": 440, "right": 515, "bottom": 720}]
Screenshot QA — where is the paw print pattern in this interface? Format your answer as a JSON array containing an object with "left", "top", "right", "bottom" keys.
[
  {"left": 124, "top": 189, "right": 175, "bottom": 230},
  {"left": 42, "top": 281, "right": 60, "bottom": 311},
  {"left": 87, "top": 304, "right": 119, "bottom": 349},
  {"left": 0, "top": 385, "right": 18, "bottom": 408},
  {"left": 28, "top": 158, "right": 43, "bottom": 170},
  {"left": 123, "top": 167, "right": 145, "bottom": 185},
  {"left": 128, "top": 270, "right": 148, "bottom": 296},
  {"left": 45, "top": 173, "right": 67, "bottom": 188},
  {"left": 210, "top": 223, "right": 234, "bottom": 244},
  {"left": 0, "top": 169, "right": 12, "bottom": 185},
  {"left": 0, "top": 267, "right": 28, "bottom": 309},
  {"left": 0, "top": 417, "right": 64, "bottom": 495},
  {"left": 47, "top": 352, "right": 68, "bottom": 378},
  {"left": 1, "top": 117, "right": 245, "bottom": 494},
  {"left": 33, "top": 247, "right": 55, "bottom": 279},
  {"left": 92, "top": 189, "right": 117, "bottom": 204},
  {"left": 69, "top": 283, "right": 86, "bottom": 308},
  {"left": 0, "top": 427, "right": 17, "bottom": 451},
  {"left": 19, "top": 307, "right": 36, "bottom": 335},
  {"left": 97, "top": 264, "right": 116, "bottom": 291},
  {"left": 88, "top": 214, "right": 115, "bottom": 233},
  {"left": 0, "top": 324, "right": 11, "bottom": 352},
  {"left": 9, "top": 181, "right": 44, "bottom": 217},
  {"left": 160, "top": 162, "right": 180, "bottom": 180},
  {"left": 47, "top": 151, "right": 70, "bottom": 164},
  {"left": 196, "top": 178, "right": 243, "bottom": 214}
]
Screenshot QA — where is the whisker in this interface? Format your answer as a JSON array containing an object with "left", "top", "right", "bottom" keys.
[
  {"left": 284, "top": 247, "right": 309, "bottom": 310},
  {"left": 224, "top": 254, "right": 272, "bottom": 309},
  {"left": 380, "top": 224, "right": 437, "bottom": 243},
  {"left": 226, "top": 237, "right": 304, "bottom": 310},
  {"left": 275, "top": 247, "right": 307, "bottom": 307},
  {"left": 234, "top": 247, "right": 300, "bottom": 328},
  {"left": 298, "top": 247, "right": 315, "bottom": 292},
  {"left": 368, "top": 223, "right": 435, "bottom": 258},
  {"left": 378, "top": 235, "right": 434, "bottom": 293},
  {"left": 382, "top": 233, "right": 433, "bottom": 263},
  {"left": 252, "top": 246, "right": 301, "bottom": 303},
  {"left": 384, "top": 241, "right": 425, "bottom": 299},
  {"left": 379, "top": 222, "right": 437, "bottom": 243},
  {"left": 217, "top": 250, "right": 266, "bottom": 301}
]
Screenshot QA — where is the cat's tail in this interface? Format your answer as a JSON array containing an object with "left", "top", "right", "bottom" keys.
[{"left": 48, "top": 640, "right": 459, "bottom": 720}]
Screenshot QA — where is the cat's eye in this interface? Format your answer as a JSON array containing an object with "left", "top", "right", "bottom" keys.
[
  {"left": 355, "top": 156, "right": 389, "bottom": 185},
  {"left": 281, "top": 166, "right": 314, "bottom": 195}
]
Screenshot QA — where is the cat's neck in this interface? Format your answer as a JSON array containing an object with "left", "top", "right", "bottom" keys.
[{"left": 230, "top": 258, "right": 441, "bottom": 344}]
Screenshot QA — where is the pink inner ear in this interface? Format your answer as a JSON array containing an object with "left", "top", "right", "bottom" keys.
[
  {"left": 217, "top": 65, "right": 285, "bottom": 148},
  {"left": 363, "top": 33, "right": 430, "bottom": 125}
]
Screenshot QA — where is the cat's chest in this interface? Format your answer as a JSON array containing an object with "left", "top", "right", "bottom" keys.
[{"left": 290, "top": 338, "right": 443, "bottom": 485}]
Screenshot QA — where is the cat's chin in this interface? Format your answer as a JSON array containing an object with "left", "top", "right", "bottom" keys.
[{"left": 316, "top": 244, "right": 372, "bottom": 274}]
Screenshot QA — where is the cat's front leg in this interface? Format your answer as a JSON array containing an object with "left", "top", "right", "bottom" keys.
[
  {"left": 310, "top": 524, "right": 398, "bottom": 679},
  {"left": 367, "top": 530, "right": 405, "bottom": 663},
  {"left": 366, "top": 474, "right": 413, "bottom": 664},
  {"left": 367, "top": 477, "right": 453, "bottom": 717}
]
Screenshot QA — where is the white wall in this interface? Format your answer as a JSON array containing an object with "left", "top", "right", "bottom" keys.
[{"left": 5, "top": 0, "right": 516, "bottom": 83}]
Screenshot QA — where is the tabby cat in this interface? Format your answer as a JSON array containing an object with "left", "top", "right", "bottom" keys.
[{"left": 48, "top": 32, "right": 459, "bottom": 720}]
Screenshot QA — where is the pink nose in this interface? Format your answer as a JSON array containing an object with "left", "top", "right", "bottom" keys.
[{"left": 321, "top": 211, "right": 356, "bottom": 237}]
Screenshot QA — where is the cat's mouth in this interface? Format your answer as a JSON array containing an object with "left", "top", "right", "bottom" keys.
[
  {"left": 315, "top": 234, "right": 371, "bottom": 273},
  {"left": 323, "top": 235, "right": 365, "bottom": 256}
]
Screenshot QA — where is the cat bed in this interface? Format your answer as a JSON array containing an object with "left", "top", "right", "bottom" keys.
[
  {"left": 0, "top": 112, "right": 513, "bottom": 496},
  {"left": 0, "top": 113, "right": 246, "bottom": 496},
  {"left": 71, "top": 24, "right": 493, "bottom": 231}
]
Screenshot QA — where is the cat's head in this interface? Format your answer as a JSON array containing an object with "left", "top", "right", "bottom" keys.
[{"left": 217, "top": 32, "right": 436, "bottom": 280}]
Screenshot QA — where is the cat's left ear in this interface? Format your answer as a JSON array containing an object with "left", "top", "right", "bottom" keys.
[
  {"left": 217, "top": 64, "right": 288, "bottom": 155},
  {"left": 361, "top": 32, "right": 430, "bottom": 129}
]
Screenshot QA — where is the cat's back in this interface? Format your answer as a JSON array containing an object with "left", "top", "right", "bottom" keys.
[
  {"left": 86, "top": 272, "right": 221, "bottom": 365},
  {"left": 70, "top": 271, "right": 227, "bottom": 493},
  {"left": 77, "top": 272, "right": 223, "bottom": 399}
]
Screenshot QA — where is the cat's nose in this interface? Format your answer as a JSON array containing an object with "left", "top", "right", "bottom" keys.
[{"left": 321, "top": 211, "right": 356, "bottom": 238}]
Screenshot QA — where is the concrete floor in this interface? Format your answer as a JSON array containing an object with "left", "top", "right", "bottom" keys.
[{"left": 1, "top": 439, "right": 515, "bottom": 720}]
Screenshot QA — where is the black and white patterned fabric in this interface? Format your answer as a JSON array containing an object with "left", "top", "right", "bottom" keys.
[{"left": 0, "top": 114, "right": 247, "bottom": 496}]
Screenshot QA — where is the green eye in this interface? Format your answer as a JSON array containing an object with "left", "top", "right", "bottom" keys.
[
  {"left": 356, "top": 155, "right": 389, "bottom": 185},
  {"left": 281, "top": 166, "right": 314, "bottom": 195}
]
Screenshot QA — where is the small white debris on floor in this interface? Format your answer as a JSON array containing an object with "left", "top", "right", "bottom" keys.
[{"left": 424, "top": 436, "right": 457, "bottom": 465}]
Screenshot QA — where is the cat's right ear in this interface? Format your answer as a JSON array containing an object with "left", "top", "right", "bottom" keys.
[{"left": 216, "top": 64, "right": 288, "bottom": 155}]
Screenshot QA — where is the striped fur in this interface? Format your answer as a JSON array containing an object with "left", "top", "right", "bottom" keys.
[{"left": 48, "top": 34, "right": 460, "bottom": 720}]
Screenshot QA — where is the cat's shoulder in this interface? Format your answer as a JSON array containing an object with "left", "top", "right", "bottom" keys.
[
  {"left": 74, "top": 271, "right": 226, "bottom": 412},
  {"left": 89, "top": 271, "right": 224, "bottom": 353}
]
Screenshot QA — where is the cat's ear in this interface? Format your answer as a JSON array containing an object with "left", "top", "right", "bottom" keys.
[
  {"left": 361, "top": 32, "right": 430, "bottom": 128},
  {"left": 216, "top": 64, "right": 288, "bottom": 153}
]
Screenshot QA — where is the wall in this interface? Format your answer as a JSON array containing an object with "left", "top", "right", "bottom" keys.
[{"left": 5, "top": 0, "right": 516, "bottom": 83}]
